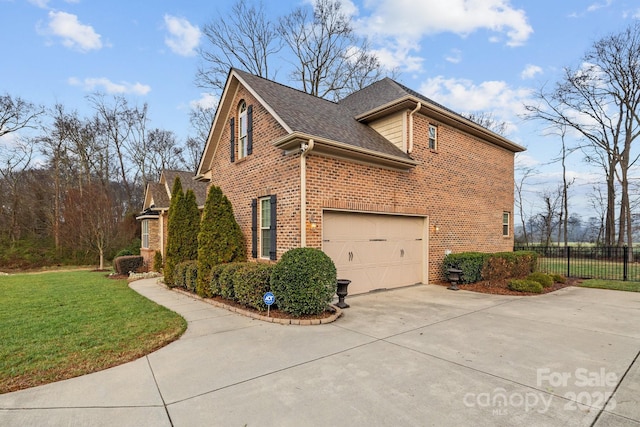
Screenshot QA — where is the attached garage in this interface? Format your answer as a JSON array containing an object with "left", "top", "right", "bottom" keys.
[{"left": 322, "top": 211, "right": 428, "bottom": 295}]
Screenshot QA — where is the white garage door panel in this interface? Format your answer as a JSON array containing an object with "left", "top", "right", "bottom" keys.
[{"left": 323, "top": 212, "right": 426, "bottom": 295}]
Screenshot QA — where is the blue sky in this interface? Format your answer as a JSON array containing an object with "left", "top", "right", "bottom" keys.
[{"left": 2, "top": 0, "right": 640, "bottom": 222}]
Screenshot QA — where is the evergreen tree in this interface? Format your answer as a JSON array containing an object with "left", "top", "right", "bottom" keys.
[
  {"left": 164, "top": 177, "right": 184, "bottom": 287},
  {"left": 197, "top": 185, "right": 246, "bottom": 295},
  {"left": 182, "top": 189, "right": 200, "bottom": 262}
]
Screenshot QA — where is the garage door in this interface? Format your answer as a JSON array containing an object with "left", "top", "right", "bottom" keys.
[{"left": 322, "top": 211, "right": 427, "bottom": 295}]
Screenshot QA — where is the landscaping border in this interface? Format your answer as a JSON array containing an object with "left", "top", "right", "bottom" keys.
[{"left": 167, "top": 281, "right": 343, "bottom": 325}]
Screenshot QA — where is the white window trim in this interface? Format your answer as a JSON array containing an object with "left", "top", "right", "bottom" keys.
[
  {"left": 238, "top": 101, "right": 248, "bottom": 159},
  {"left": 428, "top": 124, "right": 437, "bottom": 150},
  {"left": 142, "top": 220, "right": 149, "bottom": 248},
  {"left": 502, "top": 212, "right": 510, "bottom": 237},
  {"left": 260, "top": 197, "right": 271, "bottom": 259}
]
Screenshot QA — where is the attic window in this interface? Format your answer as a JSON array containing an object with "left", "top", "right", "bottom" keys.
[
  {"left": 428, "top": 124, "right": 437, "bottom": 150},
  {"left": 238, "top": 100, "right": 248, "bottom": 159}
]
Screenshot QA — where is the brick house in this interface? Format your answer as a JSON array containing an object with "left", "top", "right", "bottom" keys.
[
  {"left": 137, "top": 170, "right": 208, "bottom": 270},
  {"left": 195, "top": 68, "right": 525, "bottom": 294}
]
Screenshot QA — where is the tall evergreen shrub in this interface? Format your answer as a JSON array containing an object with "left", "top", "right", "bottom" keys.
[
  {"left": 164, "top": 177, "right": 183, "bottom": 287},
  {"left": 196, "top": 185, "right": 246, "bottom": 295}
]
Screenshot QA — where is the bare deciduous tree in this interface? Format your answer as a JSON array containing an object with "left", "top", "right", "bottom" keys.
[
  {"left": 278, "top": 0, "right": 383, "bottom": 101},
  {"left": 524, "top": 22, "right": 640, "bottom": 248},
  {"left": 196, "top": 0, "right": 281, "bottom": 92},
  {"left": 0, "top": 93, "right": 44, "bottom": 138}
]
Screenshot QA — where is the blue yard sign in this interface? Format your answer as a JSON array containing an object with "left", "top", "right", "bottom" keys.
[{"left": 263, "top": 292, "right": 275, "bottom": 317}]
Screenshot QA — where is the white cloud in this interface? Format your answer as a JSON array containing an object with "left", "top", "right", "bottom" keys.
[
  {"left": 68, "top": 77, "right": 151, "bottom": 95},
  {"left": 28, "top": 0, "right": 50, "bottom": 8},
  {"left": 587, "top": 0, "right": 613, "bottom": 13},
  {"left": 359, "top": 0, "right": 533, "bottom": 47},
  {"left": 164, "top": 15, "right": 201, "bottom": 57},
  {"left": 521, "top": 64, "right": 543, "bottom": 79},
  {"left": 40, "top": 11, "right": 102, "bottom": 52},
  {"left": 190, "top": 93, "right": 218, "bottom": 110},
  {"left": 419, "top": 76, "right": 534, "bottom": 133},
  {"left": 445, "top": 48, "right": 462, "bottom": 64}
]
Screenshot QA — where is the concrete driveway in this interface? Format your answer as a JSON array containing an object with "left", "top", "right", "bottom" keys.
[{"left": 1, "top": 279, "right": 639, "bottom": 426}]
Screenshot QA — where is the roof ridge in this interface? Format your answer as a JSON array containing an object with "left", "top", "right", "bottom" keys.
[{"left": 232, "top": 68, "right": 340, "bottom": 106}]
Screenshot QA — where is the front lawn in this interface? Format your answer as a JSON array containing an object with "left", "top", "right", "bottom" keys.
[
  {"left": 579, "top": 279, "right": 640, "bottom": 292},
  {"left": 0, "top": 270, "right": 186, "bottom": 393}
]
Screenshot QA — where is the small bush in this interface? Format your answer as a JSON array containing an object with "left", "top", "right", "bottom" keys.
[
  {"left": 114, "top": 255, "right": 143, "bottom": 275},
  {"left": 219, "top": 263, "right": 244, "bottom": 301},
  {"left": 270, "top": 248, "right": 337, "bottom": 316},
  {"left": 551, "top": 274, "right": 567, "bottom": 284},
  {"left": 482, "top": 251, "right": 538, "bottom": 282},
  {"left": 115, "top": 248, "right": 135, "bottom": 259},
  {"left": 443, "top": 252, "right": 488, "bottom": 284},
  {"left": 508, "top": 279, "right": 543, "bottom": 293},
  {"left": 526, "top": 272, "right": 554, "bottom": 288},
  {"left": 153, "top": 251, "right": 163, "bottom": 273},
  {"left": 234, "top": 263, "right": 274, "bottom": 311},
  {"left": 208, "top": 264, "right": 227, "bottom": 297}
]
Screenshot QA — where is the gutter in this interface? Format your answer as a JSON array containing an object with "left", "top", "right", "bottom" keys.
[{"left": 300, "top": 139, "right": 315, "bottom": 248}]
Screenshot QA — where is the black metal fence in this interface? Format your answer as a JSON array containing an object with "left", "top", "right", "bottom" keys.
[{"left": 514, "top": 246, "right": 640, "bottom": 282}]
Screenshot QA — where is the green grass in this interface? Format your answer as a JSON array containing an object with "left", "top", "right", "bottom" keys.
[
  {"left": 0, "top": 270, "right": 186, "bottom": 393},
  {"left": 537, "top": 258, "right": 640, "bottom": 282},
  {"left": 579, "top": 279, "right": 640, "bottom": 292}
]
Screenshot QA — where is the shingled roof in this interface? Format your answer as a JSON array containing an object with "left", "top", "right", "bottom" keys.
[
  {"left": 141, "top": 169, "right": 208, "bottom": 212},
  {"left": 233, "top": 69, "right": 412, "bottom": 160}
]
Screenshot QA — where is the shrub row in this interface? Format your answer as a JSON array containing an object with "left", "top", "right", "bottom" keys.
[
  {"left": 508, "top": 272, "right": 566, "bottom": 294},
  {"left": 193, "top": 248, "right": 338, "bottom": 316},
  {"left": 172, "top": 260, "right": 198, "bottom": 291},
  {"left": 442, "top": 251, "right": 538, "bottom": 284}
]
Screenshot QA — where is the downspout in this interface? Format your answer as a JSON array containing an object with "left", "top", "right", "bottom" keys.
[
  {"left": 159, "top": 210, "right": 165, "bottom": 257},
  {"left": 300, "top": 139, "right": 315, "bottom": 248},
  {"left": 408, "top": 102, "right": 422, "bottom": 153}
]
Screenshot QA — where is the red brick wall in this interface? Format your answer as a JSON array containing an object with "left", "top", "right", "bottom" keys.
[
  {"left": 206, "top": 88, "right": 302, "bottom": 261},
  {"left": 204, "top": 86, "right": 515, "bottom": 281},
  {"left": 305, "top": 113, "right": 514, "bottom": 280}
]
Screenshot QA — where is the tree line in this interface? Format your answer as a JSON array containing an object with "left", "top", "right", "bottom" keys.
[{"left": 0, "top": 93, "right": 202, "bottom": 269}]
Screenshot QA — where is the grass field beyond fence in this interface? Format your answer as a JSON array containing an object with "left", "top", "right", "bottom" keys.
[{"left": 0, "top": 270, "right": 186, "bottom": 393}]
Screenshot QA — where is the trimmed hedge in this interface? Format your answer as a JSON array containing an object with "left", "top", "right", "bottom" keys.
[
  {"left": 508, "top": 279, "right": 543, "bottom": 293},
  {"left": 208, "top": 264, "right": 227, "bottom": 297},
  {"left": 114, "top": 255, "right": 144, "bottom": 275},
  {"left": 442, "top": 252, "right": 488, "bottom": 284},
  {"left": 172, "top": 260, "right": 197, "bottom": 290},
  {"left": 443, "top": 251, "right": 538, "bottom": 284},
  {"left": 270, "top": 248, "right": 337, "bottom": 316},
  {"left": 526, "top": 272, "right": 554, "bottom": 288},
  {"left": 218, "top": 263, "right": 244, "bottom": 301},
  {"left": 233, "top": 263, "right": 274, "bottom": 311}
]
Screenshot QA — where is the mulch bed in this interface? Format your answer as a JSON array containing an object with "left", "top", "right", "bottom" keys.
[
  {"left": 207, "top": 295, "right": 336, "bottom": 320},
  {"left": 433, "top": 278, "right": 581, "bottom": 296}
]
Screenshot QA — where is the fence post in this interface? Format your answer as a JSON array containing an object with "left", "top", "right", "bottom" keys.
[
  {"left": 623, "top": 246, "right": 628, "bottom": 281},
  {"left": 567, "top": 246, "right": 571, "bottom": 278}
]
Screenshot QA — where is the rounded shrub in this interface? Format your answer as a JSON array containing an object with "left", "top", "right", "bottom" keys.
[
  {"left": 153, "top": 251, "right": 163, "bottom": 273},
  {"left": 526, "top": 272, "right": 554, "bottom": 288},
  {"left": 270, "top": 248, "right": 337, "bottom": 316},
  {"left": 551, "top": 274, "right": 567, "bottom": 284},
  {"left": 233, "top": 263, "right": 274, "bottom": 311},
  {"left": 508, "top": 279, "right": 543, "bottom": 294}
]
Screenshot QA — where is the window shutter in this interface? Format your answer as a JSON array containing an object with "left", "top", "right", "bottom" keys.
[
  {"left": 251, "top": 199, "right": 257, "bottom": 258},
  {"left": 247, "top": 105, "right": 253, "bottom": 155},
  {"left": 230, "top": 117, "right": 235, "bottom": 163},
  {"left": 269, "top": 195, "right": 277, "bottom": 261}
]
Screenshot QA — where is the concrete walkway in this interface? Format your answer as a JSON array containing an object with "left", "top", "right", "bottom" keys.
[{"left": 1, "top": 279, "right": 639, "bottom": 426}]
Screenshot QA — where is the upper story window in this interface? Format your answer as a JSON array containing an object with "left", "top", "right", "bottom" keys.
[
  {"left": 238, "top": 100, "right": 248, "bottom": 159},
  {"left": 230, "top": 100, "right": 253, "bottom": 163},
  {"left": 502, "top": 212, "right": 510, "bottom": 237},
  {"left": 428, "top": 124, "right": 437, "bottom": 150}
]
